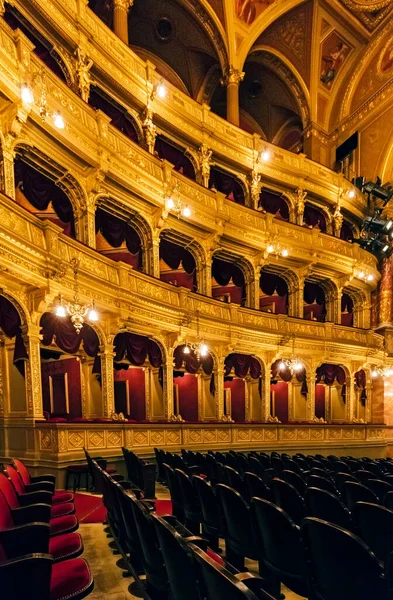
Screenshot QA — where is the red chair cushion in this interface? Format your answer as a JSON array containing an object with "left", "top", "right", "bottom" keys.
[
  {"left": 0, "top": 474, "right": 19, "bottom": 509},
  {"left": 50, "top": 502, "right": 75, "bottom": 519},
  {"left": 50, "top": 514, "right": 78, "bottom": 537},
  {"left": 106, "top": 467, "right": 117, "bottom": 474},
  {"left": 49, "top": 533, "right": 83, "bottom": 562},
  {"left": 4, "top": 466, "right": 25, "bottom": 496},
  {"left": 53, "top": 491, "right": 74, "bottom": 504},
  {"left": 12, "top": 459, "right": 31, "bottom": 486},
  {"left": 0, "top": 490, "right": 14, "bottom": 529},
  {"left": 50, "top": 558, "right": 93, "bottom": 600}
]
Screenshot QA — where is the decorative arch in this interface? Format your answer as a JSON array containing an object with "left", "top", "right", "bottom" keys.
[
  {"left": 0, "top": 290, "right": 30, "bottom": 330},
  {"left": 212, "top": 251, "right": 255, "bottom": 307},
  {"left": 159, "top": 229, "right": 205, "bottom": 293},
  {"left": 130, "top": 46, "right": 191, "bottom": 96}
]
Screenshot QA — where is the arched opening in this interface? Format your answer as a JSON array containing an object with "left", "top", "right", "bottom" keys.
[
  {"left": 315, "top": 364, "right": 348, "bottom": 423},
  {"left": 354, "top": 369, "right": 367, "bottom": 423},
  {"left": 155, "top": 135, "right": 195, "bottom": 180},
  {"left": 14, "top": 159, "right": 75, "bottom": 238},
  {"left": 209, "top": 167, "right": 245, "bottom": 205},
  {"left": 113, "top": 333, "right": 163, "bottom": 422},
  {"left": 259, "top": 270, "right": 288, "bottom": 315},
  {"left": 303, "top": 203, "right": 327, "bottom": 232},
  {"left": 340, "top": 220, "right": 355, "bottom": 242},
  {"left": 303, "top": 281, "right": 326, "bottom": 322},
  {"left": 258, "top": 188, "right": 289, "bottom": 221},
  {"left": 271, "top": 359, "right": 308, "bottom": 423},
  {"left": 5, "top": 6, "right": 69, "bottom": 83},
  {"left": 39, "top": 313, "right": 101, "bottom": 421},
  {"left": 224, "top": 354, "right": 263, "bottom": 422},
  {"left": 89, "top": 86, "right": 140, "bottom": 144},
  {"left": 341, "top": 292, "right": 354, "bottom": 327},
  {"left": 159, "top": 237, "right": 197, "bottom": 291},
  {"left": 173, "top": 345, "right": 214, "bottom": 422},
  {"left": 212, "top": 257, "right": 246, "bottom": 306},
  {"left": 95, "top": 207, "right": 143, "bottom": 270},
  {"left": 0, "top": 296, "right": 28, "bottom": 416}
]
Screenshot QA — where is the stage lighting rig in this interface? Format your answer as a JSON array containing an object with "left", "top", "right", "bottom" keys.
[{"left": 353, "top": 176, "right": 393, "bottom": 205}]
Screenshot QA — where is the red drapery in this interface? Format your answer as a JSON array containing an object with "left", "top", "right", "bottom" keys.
[
  {"left": 304, "top": 203, "right": 327, "bottom": 232},
  {"left": 95, "top": 207, "right": 142, "bottom": 269},
  {"left": 114, "top": 332, "right": 162, "bottom": 368},
  {"left": 316, "top": 363, "right": 346, "bottom": 399},
  {"left": 258, "top": 188, "right": 289, "bottom": 221},
  {"left": 160, "top": 239, "right": 196, "bottom": 273},
  {"left": 354, "top": 369, "right": 367, "bottom": 404},
  {"left": 225, "top": 354, "right": 261, "bottom": 379},
  {"left": 0, "top": 295, "right": 28, "bottom": 368},
  {"left": 209, "top": 167, "right": 245, "bottom": 205},
  {"left": 89, "top": 87, "right": 139, "bottom": 143},
  {"left": 271, "top": 359, "right": 308, "bottom": 397},
  {"left": 340, "top": 221, "right": 354, "bottom": 242},
  {"left": 155, "top": 136, "right": 195, "bottom": 180},
  {"left": 174, "top": 345, "right": 213, "bottom": 375}
]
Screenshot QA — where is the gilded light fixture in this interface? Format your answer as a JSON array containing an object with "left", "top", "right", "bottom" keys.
[
  {"left": 165, "top": 185, "right": 191, "bottom": 218},
  {"left": 278, "top": 336, "right": 303, "bottom": 373},
  {"left": 54, "top": 258, "right": 98, "bottom": 333},
  {"left": 21, "top": 69, "right": 65, "bottom": 129},
  {"left": 183, "top": 310, "right": 209, "bottom": 361},
  {"left": 265, "top": 237, "right": 289, "bottom": 258}
]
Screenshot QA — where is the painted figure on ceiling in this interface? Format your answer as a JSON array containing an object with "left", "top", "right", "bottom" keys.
[
  {"left": 320, "top": 37, "right": 349, "bottom": 88},
  {"left": 236, "top": 0, "right": 275, "bottom": 25}
]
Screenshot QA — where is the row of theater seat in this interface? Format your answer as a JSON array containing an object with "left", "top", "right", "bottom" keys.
[
  {"left": 0, "top": 458, "right": 94, "bottom": 600},
  {"left": 155, "top": 448, "right": 393, "bottom": 599},
  {"left": 91, "top": 456, "right": 277, "bottom": 600}
]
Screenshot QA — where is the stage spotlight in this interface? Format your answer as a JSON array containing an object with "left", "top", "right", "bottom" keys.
[
  {"left": 363, "top": 180, "right": 393, "bottom": 204},
  {"left": 363, "top": 217, "right": 393, "bottom": 235}
]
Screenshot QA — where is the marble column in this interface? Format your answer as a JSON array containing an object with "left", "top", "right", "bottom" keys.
[
  {"left": 378, "top": 256, "right": 393, "bottom": 328},
  {"left": 113, "top": 0, "right": 133, "bottom": 45},
  {"left": 221, "top": 67, "right": 244, "bottom": 128}
]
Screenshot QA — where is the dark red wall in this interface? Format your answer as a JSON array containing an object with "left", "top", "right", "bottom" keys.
[
  {"left": 213, "top": 285, "right": 243, "bottom": 305},
  {"left": 175, "top": 373, "right": 198, "bottom": 421},
  {"left": 41, "top": 358, "right": 81, "bottom": 418},
  {"left": 270, "top": 381, "right": 288, "bottom": 423},
  {"left": 114, "top": 368, "right": 146, "bottom": 420},
  {"left": 224, "top": 378, "right": 246, "bottom": 422},
  {"left": 260, "top": 295, "right": 287, "bottom": 315},
  {"left": 315, "top": 384, "right": 326, "bottom": 419}
]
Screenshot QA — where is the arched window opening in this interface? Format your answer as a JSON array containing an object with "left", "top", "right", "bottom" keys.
[
  {"left": 260, "top": 271, "right": 288, "bottom": 315},
  {"left": 89, "top": 87, "right": 139, "bottom": 143},
  {"left": 155, "top": 136, "right": 195, "bottom": 180},
  {"left": 303, "top": 203, "right": 327, "bottom": 232},
  {"left": 5, "top": 7, "right": 67, "bottom": 82},
  {"left": 209, "top": 167, "right": 245, "bottom": 205},
  {"left": 271, "top": 360, "right": 307, "bottom": 424},
  {"left": 303, "top": 282, "right": 326, "bottom": 322},
  {"left": 315, "top": 364, "right": 347, "bottom": 423},
  {"left": 40, "top": 312, "right": 100, "bottom": 421},
  {"left": 113, "top": 333, "right": 163, "bottom": 422},
  {"left": 340, "top": 220, "right": 354, "bottom": 242},
  {"left": 14, "top": 159, "right": 75, "bottom": 238},
  {"left": 258, "top": 188, "right": 289, "bottom": 221},
  {"left": 173, "top": 346, "right": 214, "bottom": 422},
  {"left": 95, "top": 207, "right": 143, "bottom": 270},
  {"left": 224, "top": 354, "right": 262, "bottom": 423},
  {"left": 159, "top": 238, "right": 197, "bottom": 291},
  {"left": 354, "top": 369, "right": 367, "bottom": 423},
  {"left": 341, "top": 292, "right": 354, "bottom": 327},
  {"left": 212, "top": 258, "right": 246, "bottom": 305}
]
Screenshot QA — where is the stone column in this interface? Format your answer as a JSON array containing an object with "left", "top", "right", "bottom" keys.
[
  {"left": 220, "top": 67, "right": 244, "bottom": 128},
  {"left": 80, "top": 205, "right": 96, "bottom": 248},
  {"left": 378, "top": 256, "right": 393, "bottom": 328},
  {"left": 306, "top": 371, "right": 315, "bottom": 422},
  {"left": 215, "top": 360, "right": 225, "bottom": 420},
  {"left": 113, "top": 0, "right": 133, "bottom": 45},
  {"left": 163, "top": 350, "right": 174, "bottom": 419},
  {"left": 0, "top": 145, "right": 15, "bottom": 200},
  {"left": 288, "top": 275, "right": 303, "bottom": 318},
  {"left": 150, "top": 231, "right": 161, "bottom": 278},
  {"left": 246, "top": 266, "right": 260, "bottom": 310},
  {"left": 22, "top": 325, "right": 43, "bottom": 419},
  {"left": 99, "top": 343, "right": 115, "bottom": 417},
  {"left": 198, "top": 255, "right": 212, "bottom": 297}
]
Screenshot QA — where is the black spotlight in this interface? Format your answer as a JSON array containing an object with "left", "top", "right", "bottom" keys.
[
  {"left": 363, "top": 217, "right": 393, "bottom": 235},
  {"left": 363, "top": 180, "right": 393, "bottom": 204}
]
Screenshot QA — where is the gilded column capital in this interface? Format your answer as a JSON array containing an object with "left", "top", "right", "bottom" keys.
[
  {"left": 113, "top": 0, "right": 134, "bottom": 10},
  {"left": 0, "top": 0, "right": 5, "bottom": 17},
  {"left": 220, "top": 66, "right": 245, "bottom": 87}
]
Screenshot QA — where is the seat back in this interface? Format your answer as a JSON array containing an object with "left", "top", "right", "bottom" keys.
[
  {"left": 353, "top": 501, "right": 393, "bottom": 563},
  {"left": 0, "top": 473, "right": 20, "bottom": 510},
  {"left": 0, "top": 489, "right": 15, "bottom": 529},
  {"left": 270, "top": 479, "right": 305, "bottom": 525},
  {"left": 366, "top": 478, "right": 393, "bottom": 502},
  {"left": 248, "top": 457, "right": 263, "bottom": 478},
  {"left": 4, "top": 466, "right": 25, "bottom": 496},
  {"left": 308, "top": 475, "right": 336, "bottom": 495},
  {"left": 302, "top": 517, "right": 387, "bottom": 600},
  {"left": 354, "top": 470, "right": 375, "bottom": 484},
  {"left": 175, "top": 469, "right": 201, "bottom": 532},
  {"left": 342, "top": 481, "right": 379, "bottom": 512},
  {"left": 193, "top": 476, "right": 223, "bottom": 534},
  {"left": 243, "top": 472, "right": 269, "bottom": 503},
  {"left": 190, "top": 543, "right": 274, "bottom": 600},
  {"left": 151, "top": 513, "right": 201, "bottom": 600},
  {"left": 223, "top": 466, "right": 244, "bottom": 496},
  {"left": 12, "top": 459, "right": 31, "bottom": 486},
  {"left": 334, "top": 472, "right": 358, "bottom": 493},
  {"left": 163, "top": 463, "right": 184, "bottom": 521},
  {"left": 305, "top": 487, "right": 351, "bottom": 530},
  {"left": 216, "top": 484, "right": 257, "bottom": 559},
  {"left": 280, "top": 470, "right": 306, "bottom": 497}
]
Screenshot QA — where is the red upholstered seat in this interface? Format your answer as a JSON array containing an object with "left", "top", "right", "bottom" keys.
[
  {"left": 50, "top": 502, "right": 75, "bottom": 518},
  {"left": 53, "top": 491, "right": 74, "bottom": 504},
  {"left": 50, "top": 558, "right": 94, "bottom": 600},
  {"left": 49, "top": 533, "right": 83, "bottom": 562},
  {"left": 13, "top": 459, "right": 74, "bottom": 505},
  {"left": 50, "top": 514, "right": 79, "bottom": 536},
  {"left": 106, "top": 467, "right": 117, "bottom": 474}
]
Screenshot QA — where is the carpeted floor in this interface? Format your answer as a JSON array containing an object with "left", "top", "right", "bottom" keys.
[{"left": 74, "top": 493, "right": 172, "bottom": 524}]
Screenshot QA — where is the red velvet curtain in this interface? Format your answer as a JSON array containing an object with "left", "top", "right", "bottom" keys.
[
  {"left": 316, "top": 363, "right": 346, "bottom": 399},
  {"left": 304, "top": 203, "right": 327, "bottom": 232},
  {"left": 174, "top": 345, "right": 213, "bottom": 375},
  {"left": 160, "top": 239, "right": 196, "bottom": 274},
  {"left": 0, "top": 296, "right": 28, "bottom": 367},
  {"left": 155, "top": 136, "right": 195, "bottom": 180},
  {"left": 114, "top": 332, "right": 162, "bottom": 368},
  {"left": 260, "top": 272, "right": 288, "bottom": 297},
  {"left": 209, "top": 167, "right": 245, "bottom": 205},
  {"left": 340, "top": 221, "right": 354, "bottom": 242},
  {"left": 258, "top": 189, "right": 289, "bottom": 220},
  {"left": 354, "top": 369, "right": 367, "bottom": 403},
  {"left": 95, "top": 208, "right": 142, "bottom": 267},
  {"left": 271, "top": 359, "right": 308, "bottom": 397},
  {"left": 89, "top": 88, "right": 139, "bottom": 143},
  {"left": 225, "top": 354, "right": 261, "bottom": 379},
  {"left": 14, "top": 160, "right": 75, "bottom": 237}
]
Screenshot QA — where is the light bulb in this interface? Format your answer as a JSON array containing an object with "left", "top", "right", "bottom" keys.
[
  {"left": 166, "top": 197, "right": 175, "bottom": 210},
  {"left": 261, "top": 148, "right": 271, "bottom": 161},
  {"left": 157, "top": 83, "right": 166, "bottom": 99},
  {"left": 367, "top": 274, "right": 374, "bottom": 281},
  {"left": 53, "top": 112, "right": 65, "bottom": 129},
  {"left": 55, "top": 305, "right": 66, "bottom": 318},
  {"left": 383, "top": 244, "right": 390, "bottom": 253},
  {"left": 348, "top": 189, "right": 356, "bottom": 199},
  {"left": 200, "top": 344, "right": 209, "bottom": 357},
  {"left": 387, "top": 220, "right": 393, "bottom": 231},
  {"left": 278, "top": 361, "right": 286, "bottom": 371},
  {"left": 386, "top": 369, "right": 393, "bottom": 377},
  {"left": 371, "top": 369, "right": 378, "bottom": 378},
  {"left": 281, "top": 249, "right": 289, "bottom": 257},
  {"left": 88, "top": 308, "right": 98, "bottom": 322},
  {"left": 21, "top": 84, "right": 33, "bottom": 104},
  {"left": 358, "top": 271, "right": 365, "bottom": 279},
  {"left": 292, "top": 360, "right": 303, "bottom": 372},
  {"left": 183, "top": 346, "right": 190, "bottom": 354},
  {"left": 182, "top": 206, "right": 191, "bottom": 218},
  {"left": 266, "top": 244, "right": 274, "bottom": 254}
]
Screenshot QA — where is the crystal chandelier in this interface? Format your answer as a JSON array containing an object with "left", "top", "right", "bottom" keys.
[
  {"left": 371, "top": 365, "right": 393, "bottom": 378},
  {"left": 165, "top": 184, "right": 191, "bottom": 218},
  {"left": 183, "top": 310, "right": 209, "bottom": 361},
  {"left": 54, "top": 258, "right": 98, "bottom": 333},
  {"left": 21, "top": 69, "right": 65, "bottom": 129},
  {"left": 265, "top": 238, "right": 289, "bottom": 258},
  {"left": 277, "top": 336, "right": 303, "bottom": 373}
]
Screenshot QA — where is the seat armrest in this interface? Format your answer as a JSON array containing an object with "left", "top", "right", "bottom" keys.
[
  {"left": 0, "top": 522, "right": 50, "bottom": 558},
  {"left": 18, "top": 490, "right": 53, "bottom": 505},
  {"left": 30, "top": 475, "right": 56, "bottom": 486},
  {"left": 111, "top": 474, "right": 125, "bottom": 482},
  {"left": 11, "top": 503, "right": 51, "bottom": 525},
  {"left": 183, "top": 536, "right": 208, "bottom": 551},
  {"left": 24, "top": 481, "right": 54, "bottom": 493},
  {"left": 235, "top": 573, "right": 277, "bottom": 599},
  {"left": 0, "top": 553, "right": 53, "bottom": 599}
]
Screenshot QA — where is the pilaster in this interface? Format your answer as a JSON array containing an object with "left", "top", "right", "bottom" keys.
[
  {"left": 22, "top": 325, "right": 43, "bottom": 419},
  {"left": 163, "top": 351, "right": 174, "bottom": 420},
  {"left": 0, "top": 146, "right": 15, "bottom": 200},
  {"left": 99, "top": 343, "right": 115, "bottom": 417},
  {"left": 215, "top": 360, "right": 225, "bottom": 420},
  {"left": 113, "top": 0, "right": 133, "bottom": 44}
]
